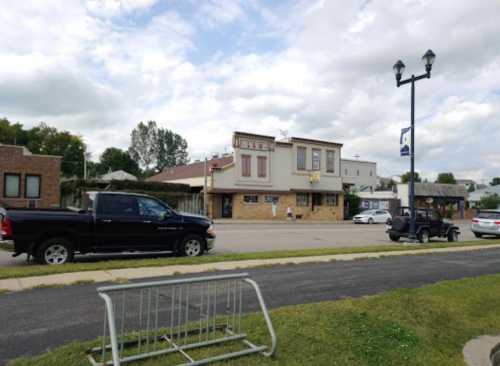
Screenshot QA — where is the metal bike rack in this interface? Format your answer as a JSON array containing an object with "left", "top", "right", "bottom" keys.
[{"left": 87, "top": 273, "right": 277, "bottom": 366}]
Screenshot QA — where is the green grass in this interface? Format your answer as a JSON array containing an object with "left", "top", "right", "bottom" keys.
[
  {"left": 1, "top": 239, "right": 500, "bottom": 280},
  {"left": 10, "top": 273, "right": 500, "bottom": 366}
]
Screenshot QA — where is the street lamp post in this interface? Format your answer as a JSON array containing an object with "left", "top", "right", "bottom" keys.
[{"left": 393, "top": 49, "right": 436, "bottom": 242}]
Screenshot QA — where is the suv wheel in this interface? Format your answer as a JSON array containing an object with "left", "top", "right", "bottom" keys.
[
  {"left": 368, "top": 218, "right": 374, "bottom": 224},
  {"left": 179, "top": 235, "right": 204, "bottom": 257},
  {"left": 474, "top": 233, "right": 482, "bottom": 238},
  {"left": 448, "top": 229, "right": 458, "bottom": 242},
  {"left": 37, "top": 238, "right": 74, "bottom": 265},
  {"left": 418, "top": 229, "right": 430, "bottom": 244}
]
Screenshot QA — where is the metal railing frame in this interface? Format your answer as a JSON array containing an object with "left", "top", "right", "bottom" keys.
[{"left": 87, "top": 273, "right": 277, "bottom": 366}]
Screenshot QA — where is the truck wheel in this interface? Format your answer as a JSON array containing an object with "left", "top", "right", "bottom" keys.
[
  {"left": 448, "top": 229, "right": 458, "bottom": 242},
  {"left": 179, "top": 235, "right": 204, "bottom": 257},
  {"left": 474, "top": 233, "right": 482, "bottom": 238},
  {"left": 36, "top": 238, "right": 74, "bottom": 265},
  {"left": 389, "top": 234, "right": 400, "bottom": 242},
  {"left": 418, "top": 229, "right": 430, "bottom": 244}
]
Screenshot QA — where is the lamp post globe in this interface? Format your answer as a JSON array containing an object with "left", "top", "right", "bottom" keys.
[
  {"left": 422, "top": 49, "right": 436, "bottom": 74},
  {"left": 393, "top": 60, "right": 405, "bottom": 85}
]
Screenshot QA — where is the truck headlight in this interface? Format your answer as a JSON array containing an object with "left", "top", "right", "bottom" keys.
[{"left": 207, "top": 224, "right": 216, "bottom": 236}]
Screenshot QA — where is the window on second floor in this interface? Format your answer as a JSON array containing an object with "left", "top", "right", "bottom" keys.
[
  {"left": 257, "top": 156, "right": 267, "bottom": 178},
  {"left": 344, "top": 168, "right": 348, "bottom": 176},
  {"left": 327, "top": 150, "right": 335, "bottom": 173},
  {"left": 297, "top": 147, "right": 306, "bottom": 171},
  {"left": 357, "top": 169, "right": 360, "bottom": 176},
  {"left": 312, "top": 149, "right": 321, "bottom": 171},
  {"left": 241, "top": 155, "right": 251, "bottom": 177}
]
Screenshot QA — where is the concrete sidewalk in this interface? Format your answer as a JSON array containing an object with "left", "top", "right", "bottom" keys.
[{"left": 1, "top": 243, "right": 499, "bottom": 292}]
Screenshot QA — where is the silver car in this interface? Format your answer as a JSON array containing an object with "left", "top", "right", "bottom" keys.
[
  {"left": 471, "top": 210, "right": 500, "bottom": 238},
  {"left": 353, "top": 209, "right": 392, "bottom": 224}
]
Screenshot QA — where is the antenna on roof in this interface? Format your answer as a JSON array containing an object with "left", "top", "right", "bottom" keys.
[{"left": 279, "top": 129, "right": 288, "bottom": 140}]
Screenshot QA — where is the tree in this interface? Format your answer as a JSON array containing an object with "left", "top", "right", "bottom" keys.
[
  {"left": 401, "top": 171, "right": 422, "bottom": 184},
  {"left": 346, "top": 192, "right": 361, "bottom": 218},
  {"left": 129, "top": 121, "right": 159, "bottom": 171},
  {"left": 436, "top": 172, "right": 456, "bottom": 184},
  {"left": 99, "top": 147, "right": 141, "bottom": 177},
  {"left": 156, "top": 128, "right": 189, "bottom": 171},
  {"left": 490, "top": 177, "right": 500, "bottom": 186},
  {"left": 27, "top": 123, "right": 86, "bottom": 177},
  {"left": 129, "top": 121, "right": 189, "bottom": 173},
  {"left": 467, "top": 184, "right": 475, "bottom": 193},
  {"left": 480, "top": 194, "right": 500, "bottom": 209},
  {"left": 0, "top": 118, "right": 28, "bottom": 145}
]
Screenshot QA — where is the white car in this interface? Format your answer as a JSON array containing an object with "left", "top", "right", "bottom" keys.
[{"left": 353, "top": 209, "right": 392, "bottom": 224}]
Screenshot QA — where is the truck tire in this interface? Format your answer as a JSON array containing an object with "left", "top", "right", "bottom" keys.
[
  {"left": 448, "top": 229, "right": 458, "bottom": 242},
  {"left": 389, "top": 234, "right": 400, "bottom": 242},
  {"left": 418, "top": 229, "right": 430, "bottom": 244},
  {"left": 391, "top": 217, "right": 409, "bottom": 232},
  {"left": 474, "top": 233, "right": 482, "bottom": 238},
  {"left": 178, "top": 234, "right": 204, "bottom": 257},
  {"left": 36, "top": 237, "right": 74, "bottom": 265}
]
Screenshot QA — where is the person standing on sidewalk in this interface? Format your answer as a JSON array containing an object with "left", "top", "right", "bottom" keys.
[
  {"left": 287, "top": 205, "right": 293, "bottom": 220},
  {"left": 271, "top": 200, "right": 277, "bottom": 218}
]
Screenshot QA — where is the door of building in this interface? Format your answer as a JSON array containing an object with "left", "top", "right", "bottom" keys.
[{"left": 221, "top": 194, "right": 233, "bottom": 218}]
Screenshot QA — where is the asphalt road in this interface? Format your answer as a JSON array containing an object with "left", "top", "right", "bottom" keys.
[
  {"left": 0, "top": 221, "right": 478, "bottom": 266},
  {"left": 2, "top": 247, "right": 500, "bottom": 364}
]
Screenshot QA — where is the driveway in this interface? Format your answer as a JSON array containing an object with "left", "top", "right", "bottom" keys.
[
  {"left": 1, "top": 247, "right": 500, "bottom": 364},
  {"left": 0, "top": 220, "right": 480, "bottom": 266}
]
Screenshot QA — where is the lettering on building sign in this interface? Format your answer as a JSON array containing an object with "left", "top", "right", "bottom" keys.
[{"left": 236, "top": 138, "right": 274, "bottom": 151}]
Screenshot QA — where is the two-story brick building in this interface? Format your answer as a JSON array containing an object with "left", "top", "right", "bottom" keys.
[
  {"left": 150, "top": 132, "right": 378, "bottom": 220},
  {"left": 0, "top": 144, "right": 61, "bottom": 208}
]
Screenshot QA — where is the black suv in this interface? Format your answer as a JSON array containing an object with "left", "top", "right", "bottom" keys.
[{"left": 386, "top": 207, "right": 460, "bottom": 243}]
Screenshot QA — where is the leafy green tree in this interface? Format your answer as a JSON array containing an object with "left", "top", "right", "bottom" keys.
[
  {"left": 346, "top": 192, "right": 361, "bottom": 218},
  {"left": 129, "top": 121, "right": 159, "bottom": 171},
  {"left": 480, "top": 194, "right": 500, "bottom": 209},
  {"left": 401, "top": 171, "right": 422, "bottom": 184},
  {"left": 467, "top": 184, "right": 476, "bottom": 193},
  {"left": 27, "top": 123, "right": 86, "bottom": 177},
  {"left": 99, "top": 147, "right": 141, "bottom": 177},
  {"left": 436, "top": 173, "right": 456, "bottom": 184},
  {"left": 156, "top": 128, "right": 189, "bottom": 171},
  {"left": 490, "top": 177, "right": 500, "bottom": 186},
  {"left": 0, "top": 118, "right": 28, "bottom": 145},
  {"left": 129, "top": 121, "right": 189, "bottom": 172}
]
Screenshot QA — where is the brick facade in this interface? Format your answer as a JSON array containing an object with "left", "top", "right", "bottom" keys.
[
  {"left": 0, "top": 145, "right": 61, "bottom": 208},
  {"left": 227, "top": 192, "right": 344, "bottom": 221}
]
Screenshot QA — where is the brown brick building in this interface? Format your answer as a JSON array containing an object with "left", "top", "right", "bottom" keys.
[{"left": 0, "top": 144, "right": 62, "bottom": 208}]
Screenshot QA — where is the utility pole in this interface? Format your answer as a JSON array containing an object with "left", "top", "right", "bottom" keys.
[
  {"left": 83, "top": 152, "right": 87, "bottom": 180},
  {"left": 204, "top": 157, "right": 208, "bottom": 216}
]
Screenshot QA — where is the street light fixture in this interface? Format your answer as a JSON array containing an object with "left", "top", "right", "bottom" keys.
[{"left": 393, "top": 50, "right": 436, "bottom": 242}]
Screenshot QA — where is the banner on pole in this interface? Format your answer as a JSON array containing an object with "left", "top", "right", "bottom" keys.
[{"left": 400, "top": 127, "right": 411, "bottom": 156}]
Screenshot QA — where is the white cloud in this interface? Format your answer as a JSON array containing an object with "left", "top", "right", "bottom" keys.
[{"left": 1, "top": 0, "right": 500, "bottom": 182}]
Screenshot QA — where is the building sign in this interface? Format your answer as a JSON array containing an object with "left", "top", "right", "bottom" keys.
[{"left": 234, "top": 137, "right": 274, "bottom": 151}]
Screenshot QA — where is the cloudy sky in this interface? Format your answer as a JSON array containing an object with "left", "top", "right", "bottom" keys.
[{"left": 1, "top": 0, "right": 499, "bottom": 182}]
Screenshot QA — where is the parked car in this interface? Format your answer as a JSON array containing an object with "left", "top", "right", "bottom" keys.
[
  {"left": 471, "top": 210, "right": 500, "bottom": 238},
  {"left": 353, "top": 209, "right": 392, "bottom": 224},
  {"left": 1, "top": 191, "right": 216, "bottom": 265},
  {"left": 386, "top": 207, "right": 460, "bottom": 243}
]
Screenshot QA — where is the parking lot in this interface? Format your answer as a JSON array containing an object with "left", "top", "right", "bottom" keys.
[{"left": 0, "top": 220, "right": 479, "bottom": 267}]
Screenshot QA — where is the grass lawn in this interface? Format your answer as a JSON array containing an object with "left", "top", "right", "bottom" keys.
[
  {"left": 10, "top": 273, "right": 500, "bottom": 366},
  {"left": 1, "top": 239, "right": 500, "bottom": 280}
]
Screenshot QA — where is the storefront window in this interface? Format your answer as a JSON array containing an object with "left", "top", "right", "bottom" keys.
[{"left": 296, "top": 193, "right": 309, "bottom": 207}]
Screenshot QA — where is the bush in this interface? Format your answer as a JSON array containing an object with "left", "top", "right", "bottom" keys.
[{"left": 480, "top": 194, "right": 500, "bottom": 209}]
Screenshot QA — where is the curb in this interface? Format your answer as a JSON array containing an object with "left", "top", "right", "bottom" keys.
[{"left": 1, "top": 244, "right": 500, "bottom": 293}]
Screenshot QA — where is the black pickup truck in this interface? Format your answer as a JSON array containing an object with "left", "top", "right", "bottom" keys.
[{"left": 1, "top": 191, "right": 215, "bottom": 265}]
